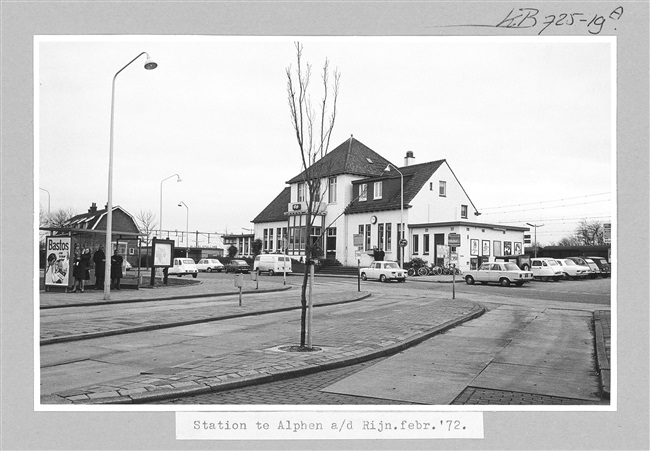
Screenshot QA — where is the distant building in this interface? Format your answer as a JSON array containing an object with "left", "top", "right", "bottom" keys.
[
  {"left": 252, "top": 136, "right": 528, "bottom": 270},
  {"left": 222, "top": 233, "right": 254, "bottom": 258}
]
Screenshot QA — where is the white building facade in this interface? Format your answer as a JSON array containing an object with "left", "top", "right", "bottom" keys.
[{"left": 252, "top": 137, "right": 528, "bottom": 271}]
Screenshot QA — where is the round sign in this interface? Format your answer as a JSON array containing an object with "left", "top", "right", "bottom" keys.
[
  {"left": 399, "top": 239, "right": 408, "bottom": 247},
  {"left": 370, "top": 215, "right": 377, "bottom": 224}
]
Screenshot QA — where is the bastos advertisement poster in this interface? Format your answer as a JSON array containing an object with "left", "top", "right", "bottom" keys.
[{"left": 44, "top": 236, "right": 71, "bottom": 286}]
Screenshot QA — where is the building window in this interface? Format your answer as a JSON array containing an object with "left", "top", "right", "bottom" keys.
[
  {"left": 386, "top": 223, "right": 392, "bottom": 251},
  {"left": 413, "top": 234, "right": 419, "bottom": 254},
  {"left": 359, "top": 184, "right": 367, "bottom": 201},
  {"left": 263, "top": 229, "right": 269, "bottom": 251},
  {"left": 423, "top": 234, "right": 430, "bottom": 255},
  {"left": 268, "top": 228, "right": 274, "bottom": 251},
  {"left": 276, "top": 227, "right": 282, "bottom": 251},
  {"left": 378, "top": 223, "right": 385, "bottom": 250},
  {"left": 373, "top": 181, "right": 383, "bottom": 199},
  {"left": 439, "top": 181, "right": 446, "bottom": 197},
  {"left": 328, "top": 177, "right": 337, "bottom": 203},
  {"left": 461, "top": 205, "right": 468, "bottom": 219},
  {"left": 430, "top": 182, "right": 434, "bottom": 191},
  {"left": 297, "top": 182, "right": 306, "bottom": 202}
]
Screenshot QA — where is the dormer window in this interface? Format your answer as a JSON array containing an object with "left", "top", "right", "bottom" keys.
[
  {"left": 359, "top": 184, "right": 368, "bottom": 201},
  {"left": 366, "top": 158, "right": 373, "bottom": 164},
  {"left": 373, "top": 181, "right": 383, "bottom": 199}
]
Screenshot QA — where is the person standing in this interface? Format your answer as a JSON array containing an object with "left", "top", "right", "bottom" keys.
[
  {"left": 71, "top": 249, "right": 85, "bottom": 293},
  {"left": 81, "top": 248, "right": 92, "bottom": 288},
  {"left": 93, "top": 245, "right": 106, "bottom": 290},
  {"left": 110, "top": 248, "right": 123, "bottom": 290}
]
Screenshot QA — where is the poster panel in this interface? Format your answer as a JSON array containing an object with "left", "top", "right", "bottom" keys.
[
  {"left": 44, "top": 236, "right": 71, "bottom": 286},
  {"left": 152, "top": 239, "right": 174, "bottom": 267}
]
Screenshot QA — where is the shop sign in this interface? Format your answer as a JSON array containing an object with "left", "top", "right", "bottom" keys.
[{"left": 448, "top": 233, "right": 461, "bottom": 246}]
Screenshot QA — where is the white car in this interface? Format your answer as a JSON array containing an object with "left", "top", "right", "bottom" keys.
[
  {"left": 167, "top": 258, "right": 198, "bottom": 278},
  {"left": 530, "top": 258, "right": 563, "bottom": 282},
  {"left": 360, "top": 261, "right": 406, "bottom": 282},
  {"left": 196, "top": 258, "right": 224, "bottom": 273},
  {"left": 555, "top": 259, "right": 589, "bottom": 280},
  {"left": 465, "top": 262, "right": 533, "bottom": 287}
]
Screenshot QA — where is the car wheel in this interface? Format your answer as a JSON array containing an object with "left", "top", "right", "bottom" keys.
[
  {"left": 521, "top": 264, "right": 530, "bottom": 271},
  {"left": 500, "top": 278, "right": 510, "bottom": 287},
  {"left": 465, "top": 275, "right": 475, "bottom": 285},
  {"left": 361, "top": 272, "right": 367, "bottom": 281},
  {"left": 379, "top": 274, "right": 387, "bottom": 283},
  {"left": 207, "top": 268, "right": 213, "bottom": 273},
  {"left": 192, "top": 273, "right": 197, "bottom": 279},
  {"left": 553, "top": 276, "right": 560, "bottom": 282},
  {"left": 269, "top": 270, "right": 275, "bottom": 276},
  {"left": 541, "top": 276, "right": 548, "bottom": 282}
]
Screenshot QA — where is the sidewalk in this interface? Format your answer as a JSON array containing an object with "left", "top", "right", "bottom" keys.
[{"left": 40, "top": 278, "right": 485, "bottom": 405}]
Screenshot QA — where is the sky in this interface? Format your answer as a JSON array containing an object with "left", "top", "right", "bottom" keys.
[{"left": 36, "top": 36, "right": 613, "bottom": 247}]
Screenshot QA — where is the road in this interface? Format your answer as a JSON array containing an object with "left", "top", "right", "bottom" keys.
[
  {"left": 153, "top": 274, "right": 611, "bottom": 405},
  {"left": 39, "top": 273, "right": 610, "bottom": 405}
]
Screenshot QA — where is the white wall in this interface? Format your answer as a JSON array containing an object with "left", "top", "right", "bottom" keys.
[{"left": 409, "top": 161, "right": 475, "bottom": 224}]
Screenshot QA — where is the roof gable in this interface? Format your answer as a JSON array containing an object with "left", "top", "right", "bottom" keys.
[
  {"left": 287, "top": 136, "right": 395, "bottom": 184},
  {"left": 251, "top": 187, "right": 291, "bottom": 223}
]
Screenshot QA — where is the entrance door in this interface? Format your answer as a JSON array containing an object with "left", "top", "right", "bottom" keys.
[
  {"left": 326, "top": 227, "right": 337, "bottom": 260},
  {"left": 434, "top": 233, "right": 445, "bottom": 266}
]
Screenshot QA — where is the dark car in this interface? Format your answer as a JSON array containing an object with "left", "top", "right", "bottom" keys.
[
  {"left": 584, "top": 256, "right": 611, "bottom": 278},
  {"left": 225, "top": 259, "right": 250, "bottom": 274}
]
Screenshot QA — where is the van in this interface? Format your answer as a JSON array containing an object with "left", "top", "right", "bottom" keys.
[
  {"left": 254, "top": 254, "right": 292, "bottom": 275},
  {"left": 530, "top": 257, "right": 563, "bottom": 282},
  {"left": 167, "top": 258, "right": 198, "bottom": 278}
]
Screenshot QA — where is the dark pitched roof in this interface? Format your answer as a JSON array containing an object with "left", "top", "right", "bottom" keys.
[
  {"left": 286, "top": 136, "right": 395, "bottom": 184},
  {"left": 251, "top": 187, "right": 291, "bottom": 223},
  {"left": 345, "top": 160, "right": 446, "bottom": 214},
  {"left": 64, "top": 204, "right": 135, "bottom": 230}
]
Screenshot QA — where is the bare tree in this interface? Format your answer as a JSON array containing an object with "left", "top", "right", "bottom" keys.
[
  {"left": 136, "top": 210, "right": 158, "bottom": 268},
  {"left": 47, "top": 207, "right": 77, "bottom": 228},
  {"left": 286, "top": 42, "right": 340, "bottom": 348},
  {"left": 574, "top": 219, "right": 604, "bottom": 245}
]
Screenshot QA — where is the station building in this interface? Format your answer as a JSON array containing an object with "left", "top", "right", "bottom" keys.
[{"left": 252, "top": 137, "right": 527, "bottom": 271}]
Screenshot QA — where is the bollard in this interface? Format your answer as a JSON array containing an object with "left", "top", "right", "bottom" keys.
[
  {"left": 234, "top": 273, "right": 243, "bottom": 306},
  {"left": 251, "top": 270, "right": 259, "bottom": 289}
]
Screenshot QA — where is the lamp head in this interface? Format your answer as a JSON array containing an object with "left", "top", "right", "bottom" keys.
[
  {"left": 176, "top": 177, "right": 182, "bottom": 182},
  {"left": 144, "top": 55, "right": 158, "bottom": 70},
  {"left": 178, "top": 202, "right": 182, "bottom": 207}
]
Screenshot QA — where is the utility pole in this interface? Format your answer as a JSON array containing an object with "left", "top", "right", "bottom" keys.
[{"left": 526, "top": 223, "right": 544, "bottom": 257}]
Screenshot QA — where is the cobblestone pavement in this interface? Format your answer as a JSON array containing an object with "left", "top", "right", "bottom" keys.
[
  {"left": 41, "top": 291, "right": 484, "bottom": 404},
  {"left": 155, "top": 358, "right": 415, "bottom": 405},
  {"left": 451, "top": 387, "right": 607, "bottom": 405}
]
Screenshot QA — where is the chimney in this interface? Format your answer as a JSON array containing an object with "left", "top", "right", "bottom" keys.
[
  {"left": 404, "top": 151, "right": 415, "bottom": 166},
  {"left": 88, "top": 202, "right": 98, "bottom": 214}
]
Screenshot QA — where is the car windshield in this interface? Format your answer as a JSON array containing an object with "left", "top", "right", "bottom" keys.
[
  {"left": 563, "top": 260, "right": 576, "bottom": 266},
  {"left": 503, "top": 263, "right": 520, "bottom": 271},
  {"left": 547, "top": 260, "right": 558, "bottom": 266},
  {"left": 182, "top": 259, "right": 194, "bottom": 264},
  {"left": 234, "top": 260, "right": 246, "bottom": 265},
  {"left": 384, "top": 262, "right": 399, "bottom": 269}
]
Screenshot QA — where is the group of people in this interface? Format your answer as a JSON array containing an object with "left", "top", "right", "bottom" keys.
[{"left": 70, "top": 245, "right": 124, "bottom": 293}]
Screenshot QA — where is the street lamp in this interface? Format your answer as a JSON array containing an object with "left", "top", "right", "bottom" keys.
[
  {"left": 104, "top": 52, "right": 157, "bottom": 300},
  {"left": 384, "top": 163, "right": 404, "bottom": 268},
  {"left": 160, "top": 174, "right": 182, "bottom": 237},
  {"left": 526, "top": 222, "right": 544, "bottom": 257},
  {"left": 178, "top": 201, "right": 189, "bottom": 257}
]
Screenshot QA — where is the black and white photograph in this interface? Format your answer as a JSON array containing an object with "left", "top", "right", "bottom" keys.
[{"left": 2, "top": 1, "right": 649, "bottom": 450}]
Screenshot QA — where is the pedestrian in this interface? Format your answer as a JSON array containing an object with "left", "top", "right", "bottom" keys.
[
  {"left": 81, "top": 248, "right": 92, "bottom": 284},
  {"left": 110, "top": 248, "right": 123, "bottom": 290},
  {"left": 71, "top": 249, "right": 86, "bottom": 293},
  {"left": 93, "top": 244, "right": 106, "bottom": 289}
]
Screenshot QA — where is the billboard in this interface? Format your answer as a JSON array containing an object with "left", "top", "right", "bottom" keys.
[{"left": 44, "top": 236, "right": 71, "bottom": 287}]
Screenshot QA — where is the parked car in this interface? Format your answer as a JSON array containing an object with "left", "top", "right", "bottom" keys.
[
  {"left": 167, "top": 258, "right": 198, "bottom": 278},
  {"left": 530, "top": 258, "right": 564, "bottom": 282},
  {"left": 225, "top": 259, "right": 250, "bottom": 274},
  {"left": 196, "top": 258, "right": 224, "bottom": 273},
  {"left": 494, "top": 254, "right": 531, "bottom": 271},
  {"left": 465, "top": 262, "right": 533, "bottom": 287},
  {"left": 254, "top": 254, "right": 292, "bottom": 275},
  {"left": 360, "top": 261, "right": 407, "bottom": 282},
  {"left": 566, "top": 257, "right": 600, "bottom": 279},
  {"left": 554, "top": 259, "right": 590, "bottom": 280},
  {"left": 584, "top": 256, "right": 611, "bottom": 278}
]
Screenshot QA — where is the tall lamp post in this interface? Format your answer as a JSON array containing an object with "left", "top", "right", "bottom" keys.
[
  {"left": 104, "top": 52, "right": 157, "bottom": 300},
  {"left": 526, "top": 222, "right": 544, "bottom": 257},
  {"left": 159, "top": 174, "right": 182, "bottom": 237},
  {"left": 178, "top": 201, "right": 189, "bottom": 257},
  {"left": 384, "top": 164, "right": 404, "bottom": 268}
]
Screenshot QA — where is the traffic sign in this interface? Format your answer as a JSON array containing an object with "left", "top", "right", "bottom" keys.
[
  {"left": 399, "top": 239, "right": 408, "bottom": 247},
  {"left": 448, "top": 233, "right": 461, "bottom": 246}
]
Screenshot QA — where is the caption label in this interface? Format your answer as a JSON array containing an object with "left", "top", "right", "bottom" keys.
[{"left": 176, "top": 411, "right": 483, "bottom": 440}]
